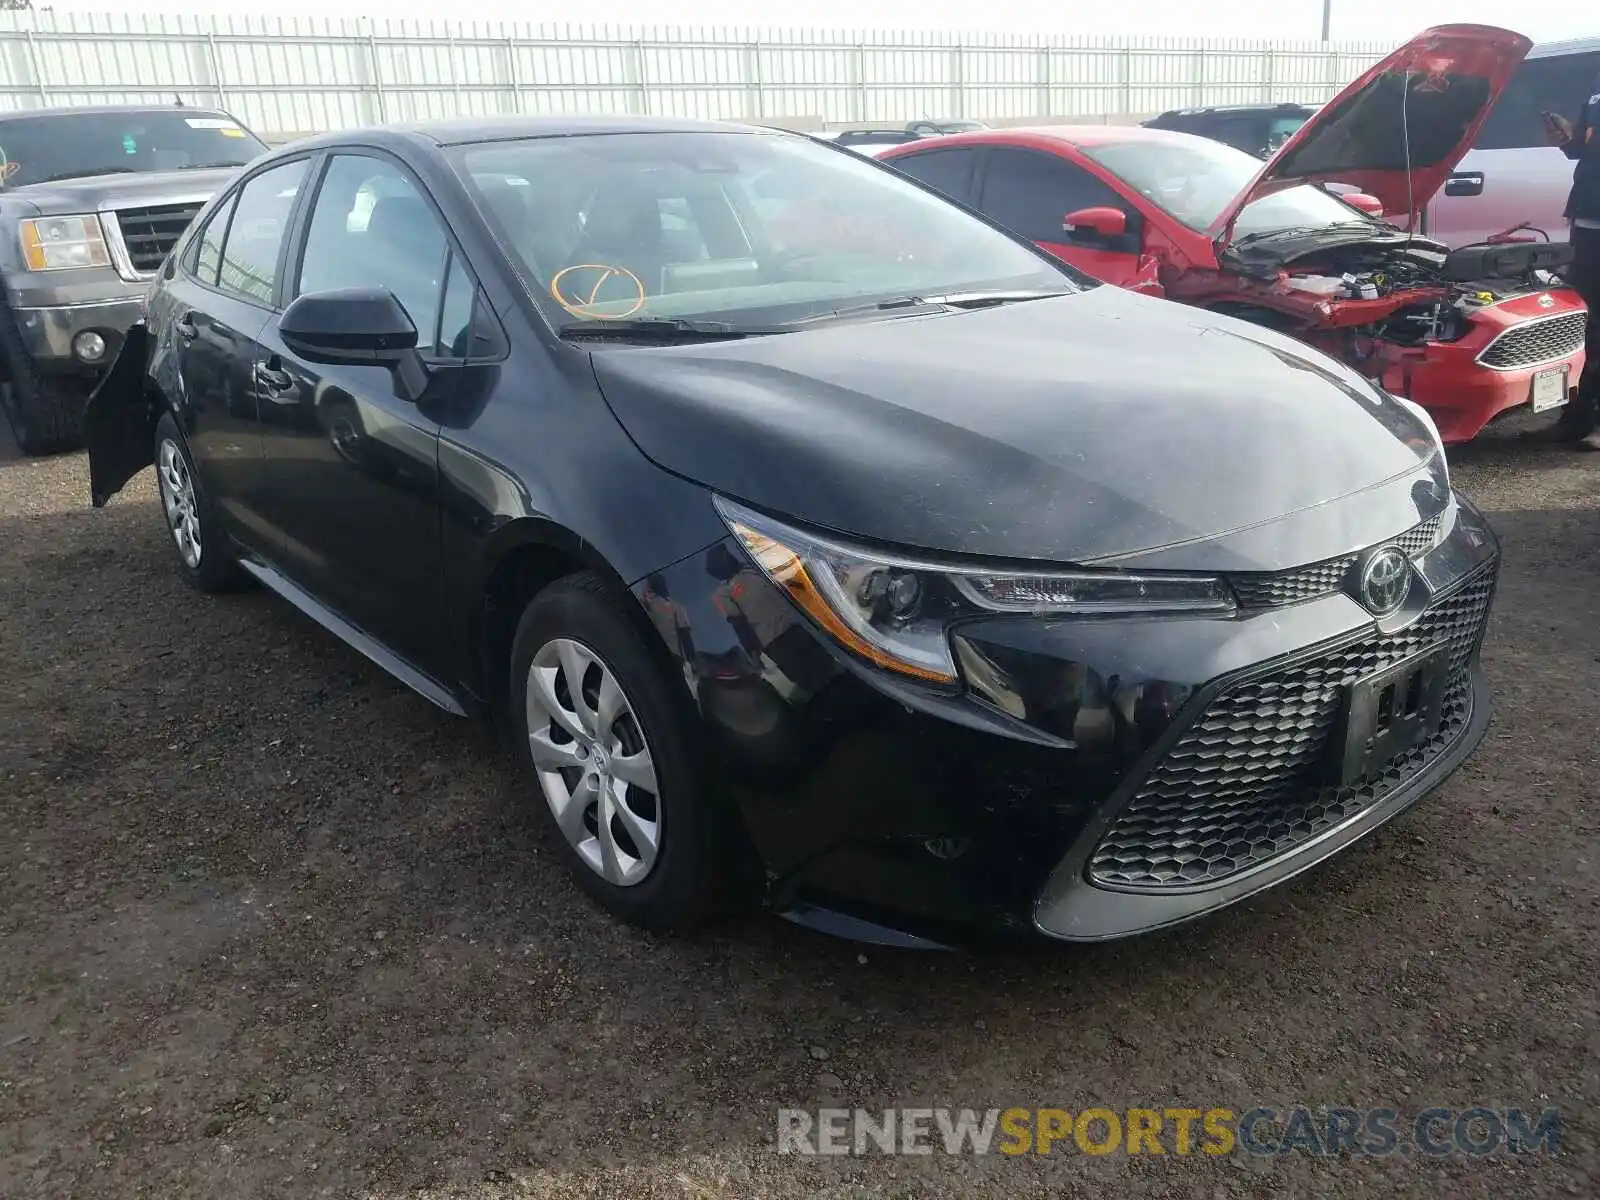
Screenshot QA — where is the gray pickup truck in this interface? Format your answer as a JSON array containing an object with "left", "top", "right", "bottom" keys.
[{"left": 0, "top": 103, "right": 268, "bottom": 455}]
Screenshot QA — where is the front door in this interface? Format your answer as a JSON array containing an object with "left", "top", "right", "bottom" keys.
[
  {"left": 976, "top": 147, "right": 1149, "bottom": 287},
  {"left": 252, "top": 151, "right": 461, "bottom": 675}
]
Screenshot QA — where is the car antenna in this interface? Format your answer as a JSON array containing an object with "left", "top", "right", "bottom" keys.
[{"left": 174, "top": 95, "right": 185, "bottom": 108}]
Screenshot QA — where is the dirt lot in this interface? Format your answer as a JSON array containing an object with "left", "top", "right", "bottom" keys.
[{"left": 0, "top": 414, "right": 1597, "bottom": 1200}]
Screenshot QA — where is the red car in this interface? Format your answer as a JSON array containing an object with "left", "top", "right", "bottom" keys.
[{"left": 880, "top": 24, "right": 1586, "bottom": 444}]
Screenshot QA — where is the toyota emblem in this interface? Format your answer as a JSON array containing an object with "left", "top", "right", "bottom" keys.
[{"left": 1358, "top": 546, "right": 1411, "bottom": 616}]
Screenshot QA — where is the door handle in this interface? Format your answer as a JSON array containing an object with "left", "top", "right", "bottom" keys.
[
  {"left": 174, "top": 315, "right": 198, "bottom": 342},
  {"left": 1444, "top": 172, "right": 1484, "bottom": 197},
  {"left": 253, "top": 359, "right": 297, "bottom": 402}
]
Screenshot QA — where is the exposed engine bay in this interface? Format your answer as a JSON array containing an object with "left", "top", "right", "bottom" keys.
[{"left": 1175, "top": 233, "right": 1577, "bottom": 378}]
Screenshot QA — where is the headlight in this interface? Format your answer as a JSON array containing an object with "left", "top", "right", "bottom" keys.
[
  {"left": 1385, "top": 391, "right": 1449, "bottom": 487},
  {"left": 19, "top": 214, "right": 111, "bottom": 272},
  {"left": 716, "top": 497, "right": 1235, "bottom": 685}
]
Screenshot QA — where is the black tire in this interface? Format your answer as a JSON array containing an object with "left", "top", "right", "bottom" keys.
[
  {"left": 0, "top": 324, "right": 87, "bottom": 460},
  {"left": 509, "top": 571, "right": 719, "bottom": 931},
  {"left": 152, "top": 411, "right": 248, "bottom": 594}
]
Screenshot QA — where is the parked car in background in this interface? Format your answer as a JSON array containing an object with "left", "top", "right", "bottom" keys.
[
  {"left": 1426, "top": 37, "right": 1600, "bottom": 247},
  {"left": 0, "top": 103, "right": 268, "bottom": 454},
  {"left": 1143, "top": 102, "right": 1318, "bottom": 158},
  {"left": 819, "top": 121, "right": 991, "bottom": 157},
  {"left": 87, "top": 115, "right": 1497, "bottom": 948},
  {"left": 883, "top": 25, "right": 1586, "bottom": 443}
]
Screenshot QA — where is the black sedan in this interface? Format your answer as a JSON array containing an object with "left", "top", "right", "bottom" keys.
[{"left": 86, "top": 115, "right": 1499, "bottom": 948}]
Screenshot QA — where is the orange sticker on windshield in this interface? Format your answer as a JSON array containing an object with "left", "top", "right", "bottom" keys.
[{"left": 549, "top": 263, "right": 646, "bottom": 319}]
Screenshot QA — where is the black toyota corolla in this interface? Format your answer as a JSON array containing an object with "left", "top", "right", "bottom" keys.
[{"left": 86, "top": 116, "right": 1499, "bottom": 948}]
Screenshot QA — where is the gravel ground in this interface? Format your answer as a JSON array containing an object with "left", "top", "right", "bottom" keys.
[{"left": 0, "top": 414, "right": 1597, "bottom": 1200}]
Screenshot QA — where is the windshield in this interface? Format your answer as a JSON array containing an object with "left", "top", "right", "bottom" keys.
[
  {"left": 1080, "top": 136, "right": 1376, "bottom": 239},
  {"left": 0, "top": 110, "right": 266, "bottom": 189},
  {"left": 453, "top": 131, "right": 1075, "bottom": 331}
]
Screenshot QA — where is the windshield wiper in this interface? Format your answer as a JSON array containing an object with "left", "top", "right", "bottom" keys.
[
  {"left": 785, "top": 289, "right": 1072, "bottom": 328},
  {"left": 557, "top": 317, "right": 777, "bottom": 342},
  {"left": 173, "top": 160, "right": 251, "bottom": 171},
  {"left": 29, "top": 166, "right": 143, "bottom": 184},
  {"left": 1232, "top": 222, "right": 1377, "bottom": 247}
]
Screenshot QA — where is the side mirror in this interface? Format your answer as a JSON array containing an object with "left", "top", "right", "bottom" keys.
[
  {"left": 1343, "top": 192, "right": 1384, "bottom": 218},
  {"left": 279, "top": 287, "right": 428, "bottom": 402},
  {"left": 1062, "top": 205, "right": 1128, "bottom": 241}
]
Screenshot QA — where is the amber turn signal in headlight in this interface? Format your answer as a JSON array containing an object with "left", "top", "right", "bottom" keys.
[{"left": 20, "top": 215, "right": 111, "bottom": 272}]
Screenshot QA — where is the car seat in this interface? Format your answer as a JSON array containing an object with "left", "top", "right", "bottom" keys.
[{"left": 568, "top": 188, "right": 666, "bottom": 296}]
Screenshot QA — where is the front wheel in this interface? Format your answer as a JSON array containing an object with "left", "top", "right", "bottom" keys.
[{"left": 509, "top": 572, "right": 719, "bottom": 930}]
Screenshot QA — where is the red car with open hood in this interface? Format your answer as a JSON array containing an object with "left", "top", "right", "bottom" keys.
[{"left": 881, "top": 25, "right": 1586, "bottom": 443}]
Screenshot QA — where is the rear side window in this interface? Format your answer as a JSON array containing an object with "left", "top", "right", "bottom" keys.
[
  {"left": 216, "top": 159, "right": 308, "bottom": 306},
  {"left": 1476, "top": 52, "right": 1600, "bottom": 150},
  {"left": 186, "top": 191, "right": 238, "bottom": 287},
  {"left": 890, "top": 148, "right": 981, "bottom": 204},
  {"left": 978, "top": 148, "right": 1142, "bottom": 251}
]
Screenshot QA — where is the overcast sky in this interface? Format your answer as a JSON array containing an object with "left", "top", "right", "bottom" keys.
[{"left": 34, "top": 1, "right": 1595, "bottom": 46}]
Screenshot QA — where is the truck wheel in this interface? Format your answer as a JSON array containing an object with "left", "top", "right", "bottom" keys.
[{"left": 0, "top": 293, "right": 87, "bottom": 456}]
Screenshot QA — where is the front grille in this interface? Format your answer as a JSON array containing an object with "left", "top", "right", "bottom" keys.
[
  {"left": 110, "top": 202, "right": 205, "bottom": 273},
  {"left": 1088, "top": 564, "right": 1495, "bottom": 890},
  {"left": 1228, "top": 514, "right": 1442, "bottom": 609},
  {"left": 1476, "top": 311, "right": 1586, "bottom": 370}
]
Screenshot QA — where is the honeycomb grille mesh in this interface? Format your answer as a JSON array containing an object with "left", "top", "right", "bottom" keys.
[
  {"left": 1477, "top": 312, "right": 1586, "bottom": 370},
  {"left": 1228, "top": 514, "right": 1443, "bottom": 610},
  {"left": 1088, "top": 565, "right": 1495, "bottom": 890}
]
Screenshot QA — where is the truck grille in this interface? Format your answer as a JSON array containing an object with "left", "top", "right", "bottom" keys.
[
  {"left": 1088, "top": 562, "right": 1495, "bottom": 890},
  {"left": 110, "top": 202, "right": 205, "bottom": 273},
  {"left": 1476, "top": 311, "right": 1586, "bottom": 370},
  {"left": 1228, "top": 514, "right": 1442, "bottom": 609}
]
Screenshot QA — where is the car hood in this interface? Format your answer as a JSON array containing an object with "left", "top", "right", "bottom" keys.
[
  {"left": 1211, "top": 24, "right": 1531, "bottom": 243},
  {"left": 588, "top": 287, "right": 1445, "bottom": 571},
  {"left": 8, "top": 165, "right": 245, "bottom": 214}
]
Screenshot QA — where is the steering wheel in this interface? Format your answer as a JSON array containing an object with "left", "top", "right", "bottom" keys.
[{"left": 549, "top": 263, "right": 646, "bottom": 319}]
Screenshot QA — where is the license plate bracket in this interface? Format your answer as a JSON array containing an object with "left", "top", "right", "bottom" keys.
[
  {"left": 1331, "top": 645, "right": 1451, "bottom": 786},
  {"left": 1531, "top": 366, "right": 1568, "bottom": 413}
]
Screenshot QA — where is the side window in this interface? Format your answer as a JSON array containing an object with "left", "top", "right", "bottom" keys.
[
  {"left": 890, "top": 149, "right": 979, "bottom": 204},
  {"left": 1476, "top": 53, "right": 1600, "bottom": 151},
  {"left": 297, "top": 154, "right": 450, "bottom": 352},
  {"left": 187, "top": 190, "right": 237, "bottom": 286},
  {"left": 216, "top": 159, "right": 307, "bottom": 306},
  {"left": 979, "top": 149, "right": 1142, "bottom": 252}
]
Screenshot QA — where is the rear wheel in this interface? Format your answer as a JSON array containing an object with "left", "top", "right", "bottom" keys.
[
  {"left": 153, "top": 411, "right": 247, "bottom": 593},
  {"left": 509, "top": 571, "right": 719, "bottom": 930}
]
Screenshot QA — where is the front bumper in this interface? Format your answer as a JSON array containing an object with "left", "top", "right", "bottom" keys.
[
  {"left": 638, "top": 494, "right": 1500, "bottom": 947},
  {"left": 7, "top": 297, "right": 142, "bottom": 374}
]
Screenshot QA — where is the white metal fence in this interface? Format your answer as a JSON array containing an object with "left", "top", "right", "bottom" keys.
[{"left": 0, "top": 12, "right": 1391, "bottom": 139}]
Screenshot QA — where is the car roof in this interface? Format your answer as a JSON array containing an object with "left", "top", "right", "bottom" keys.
[
  {"left": 902, "top": 124, "right": 1217, "bottom": 151},
  {"left": 0, "top": 104, "right": 236, "bottom": 121},
  {"left": 289, "top": 114, "right": 767, "bottom": 152},
  {"left": 1527, "top": 37, "right": 1600, "bottom": 60},
  {"left": 1153, "top": 103, "right": 1315, "bottom": 117}
]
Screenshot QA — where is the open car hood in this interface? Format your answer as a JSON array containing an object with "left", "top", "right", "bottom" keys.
[{"left": 1210, "top": 24, "right": 1532, "bottom": 245}]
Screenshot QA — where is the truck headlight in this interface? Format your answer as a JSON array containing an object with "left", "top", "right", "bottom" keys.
[
  {"left": 716, "top": 496, "right": 1235, "bottom": 685},
  {"left": 19, "top": 214, "right": 111, "bottom": 272}
]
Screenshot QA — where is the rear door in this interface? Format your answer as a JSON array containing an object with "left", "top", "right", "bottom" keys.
[
  {"left": 973, "top": 147, "right": 1147, "bottom": 285},
  {"left": 1426, "top": 49, "right": 1599, "bottom": 246},
  {"left": 150, "top": 158, "right": 309, "bottom": 556}
]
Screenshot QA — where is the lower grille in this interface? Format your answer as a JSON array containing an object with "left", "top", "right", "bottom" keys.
[
  {"left": 1476, "top": 311, "right": 1586, "bottom": 370},
  {"left": 1228, "top": 513, "right": 1442, "bottom": 609},
  {"left": 110, "top": 202, "right": 205, "bottom": 273},
  {"left": 1088, "top": 564, "right": 1495, "bottom": 890}
]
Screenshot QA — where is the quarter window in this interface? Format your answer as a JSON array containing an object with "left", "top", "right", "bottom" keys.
[
  {"left": 298, "top": 154, "right": 451, "bottom": 353},
  {"left": 216, "top": 159, "right": 307, "bottom": 306}
]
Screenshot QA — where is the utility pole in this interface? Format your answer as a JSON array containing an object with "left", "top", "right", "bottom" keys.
[{"left": 1320, "top": 0, "right": 1332, "bottom": 41}]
